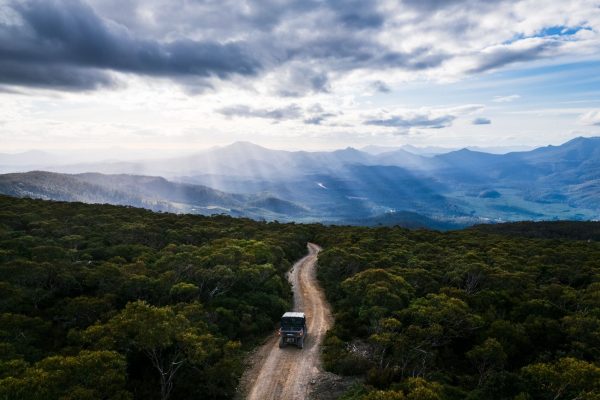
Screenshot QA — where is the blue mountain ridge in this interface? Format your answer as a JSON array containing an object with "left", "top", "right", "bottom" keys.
[{"left": 0, "top": 137, "right": 598, "bottom": 228}]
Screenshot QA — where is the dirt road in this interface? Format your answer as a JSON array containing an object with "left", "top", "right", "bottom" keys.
[{"left": 243, "top": 243, "right": 333, "bottom": 400}]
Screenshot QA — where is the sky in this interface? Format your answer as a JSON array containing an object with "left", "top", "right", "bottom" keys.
[{"left": 1, "top": 0, "right": 600, "bottom": 154}]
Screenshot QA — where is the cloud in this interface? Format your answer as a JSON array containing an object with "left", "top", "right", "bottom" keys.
[
  {"left": 472, "top": 117, "right": 491, "bottom": 125},
  {"left": 0, "top": 61, "right": 115, "bottom": 91},
  {"left": 274, "top": 65, "right": 330, "bottom": 97},
  {"left": 0, "top": 0, "right": 261, "bottom": 90},
  {"left": 448, "top": 104, "right": 486, "bottom": 114},
  {"left": 218, "top": 102, "right": 338, "bottom": 125},
  {"left": 401, "top": 0, "right": 471, "bottom": 11},
  {"left": 1, "top": 0, "right": 599, "bottom": 95},
  {"left": 363, "top": 104, "right": 484, "bottom": 131},
  {"left": 282, "top": 32, "right": 446, "bottom": 74},
  {"left": 334, "top": 0, "right": 385, "bottom": 29},
  {"left": 304, "top": 113, "right": 336, "bottom": 125},
  {"left": 371, "top": 80, "right": 391, "bottom": 93},
  {"left": 579, "top": 110, "right": 600, "bottom": 126},
  {"left": 493, "top": 94, "right": 521, "bottom": 103},
  {"left": 468, "top": 39, "right": 561, "bottom": 74},
  {"left": 218, "top": 104, "right": 302, "bottom": 121},
  {"left": 365, "top": 113, "right": 455, "bottom": 129},
  {"left": 0, "top": 0, "right": 450, "bottom": 93}
]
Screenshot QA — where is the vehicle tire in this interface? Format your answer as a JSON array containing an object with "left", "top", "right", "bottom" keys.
[
  {"left": 279, "top": 338, "right": 285, "bottom": 348},
  {"left": 297, "top": 337, "right": 304, "bottom": 349}
]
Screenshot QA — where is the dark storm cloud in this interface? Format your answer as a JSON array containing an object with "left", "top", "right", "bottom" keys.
[
  {"left": 472, "top": 117, "right": 491, "bottom": 125},
  {"left": 332, "top": 0, "right": 385, "bottom": 29},
  {"left": 89, "top": 0, "right": 321, "bottom": 39},
  {"left": 365, "top": 114, "right": 456, "bottom": 129},
  {"left": 218, "top": 104, "right": 302, "bottom": 121},
  {"left": 339, "top": 13, "right": 384, "bottom": 29},
  {"left": 0, "top": 0, "right": 584, "bottom": 93},
  {"left": 286, "top": 33, "right": 445, "bottom": 72},
  {"left": 0, "top": 0, "right": 261, "bottom": 90},
  {"left": 0, "top": 61, "right": 114, "bottom": 90},
  {"left": 468, "top": 41, "right": 560, "bottom": 73},
  {"left": 0, "top": 0, "right": 404, "bottom": 92}
]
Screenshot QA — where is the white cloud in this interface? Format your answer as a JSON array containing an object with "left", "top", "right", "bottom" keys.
[
  {"left": 2, "top": 0, "right": 600, "bottom": 151},
  {"left": 493, "top": 95, "right": 521, "bottom": 103},
  {"left": 579, "top": 110, "right": 600, "bottom": 126}
]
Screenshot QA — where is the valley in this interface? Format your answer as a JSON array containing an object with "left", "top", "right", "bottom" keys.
[{"left": 1, "top": 137, "right": 599, "bottom": 228}]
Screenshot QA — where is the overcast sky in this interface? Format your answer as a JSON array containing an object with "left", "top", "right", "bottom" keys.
[{"left": 2, "top": 0, "right": 600, "bottom": 153}]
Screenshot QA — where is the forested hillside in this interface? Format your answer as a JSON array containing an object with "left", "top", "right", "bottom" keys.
[
  {"left": 0, "top": 195, "right": 313, "bottom": 399},
  {"left": 1, "top": 195, "right": 599, "bottom": 400},
  {"left": 315, "top": 224, "right": 600, "bottom": 399},
  {"left": 0, "top": 171, "right": 308, "bottom": 220}
]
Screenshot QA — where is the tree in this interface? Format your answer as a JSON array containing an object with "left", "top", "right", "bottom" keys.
[
  {"left": 562, "top": 313, "right": 600, "bottom": 360},
  {"left": 401, "top": 293, "right": 482, "bottom": 347},
  {"left": 83, "top": 301, "right": 215, "bottom": 400},
  {"left": 169, "top": 282, "right": 200, "bottom": 302},
  {"left": 0, "top": 313, "right": 50, "bottom": 361},
  {"left": 369, "top": 318, "right": 402, "bottom": 370},
  {"left": 466, "top": 338, "right": 507, "bottom": 386},
  {"left": 363, "top": 390, "right": 406, "bottom": 400},
  {"left": 342, "top": 269, "right": 413, "bottom": 323},
  {"left": 0, "top": 350, "right": 131, "bottom": 400},
  {"left": 402, "top": 377, "right": 443, "bottom": 400},
  {"left": 51, "top": 295, "right": 114, "bottom": 329},
  {"left": 361, "top": 378, "right": 443, "bottom": 400},
  {"left": 521, "top": 357, "right": 600, "bottom": 400}
]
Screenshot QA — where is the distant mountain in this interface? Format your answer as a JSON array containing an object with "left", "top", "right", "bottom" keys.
[
  {"left": 0, "top": 171, "right": 308, "bottom": 220},
  {"left": 400, "top": 144, "right": 456, "bottom": 156},
  {"left": 467, "top": 145, "right": 535, "bottom": 154},
  {"left": 361, "top": 145, "right": 403, "bottom": 155},
  {"left": 0, "top": 171, "right": 155, "bottom": 208},
  {"left": 376, "top": 148, "right": 434, "bottom": 169},
  {"left": 0, "top": 150, "right": 63, "bottom": 171},
  {"left": 1, "top": 137, "right": 599, "bottom": 227},
  {"left": 23, "top": 141, "right": 429, "bottom": 179},
  {"left": 432, "top": 137, "right": 600, "bottom": 212},
  {"left": 435, "top": 137, "right": 600, "bottom": 179}
]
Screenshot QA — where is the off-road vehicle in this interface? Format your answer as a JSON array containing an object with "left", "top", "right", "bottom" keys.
[{"left": 278, "top": 312, "right": 306, "bottom": 349}]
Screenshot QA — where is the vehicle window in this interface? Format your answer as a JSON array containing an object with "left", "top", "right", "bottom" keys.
[{"left": 281, "top": 317, "right": 304, "bottom": 328}]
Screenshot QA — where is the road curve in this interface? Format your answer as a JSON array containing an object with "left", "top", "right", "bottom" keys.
[{"left": 244, "top": 243, "right": 332, "bottom": 400}]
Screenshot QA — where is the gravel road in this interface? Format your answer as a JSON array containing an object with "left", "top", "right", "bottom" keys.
[{"left": 242, "top": 243, "right": 333, "bottom": 400}]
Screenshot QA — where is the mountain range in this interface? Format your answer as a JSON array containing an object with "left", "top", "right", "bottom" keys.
[
  {"left": 0, "top": 171, "right": 307, "bottom": 220},
  {"left": 1, "top": 137, "right": 599, "bottom": 228}
]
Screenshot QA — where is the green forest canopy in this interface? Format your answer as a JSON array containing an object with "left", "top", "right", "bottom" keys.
[
  {"left": 314, "top": 224, "right": 600, "bottom": 399},
  {"left": 0, "top": 195, "right": 313, "bottom": 399},
  {"left": 0, "top": 195, "right": 599, "bottom": 400}
]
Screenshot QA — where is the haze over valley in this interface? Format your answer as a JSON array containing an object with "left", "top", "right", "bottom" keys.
[{"left": 2, "top": 136, "right": 599, "bottom": 229}]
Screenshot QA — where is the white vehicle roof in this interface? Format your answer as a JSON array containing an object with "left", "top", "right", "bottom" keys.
[{"left": 282, "top": 312, "right": 305, "bottom": 318}]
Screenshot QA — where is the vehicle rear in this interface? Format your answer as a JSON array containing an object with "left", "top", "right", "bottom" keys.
[{"left": 278, "top": 312, "right": 306, "bottom": 349}]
